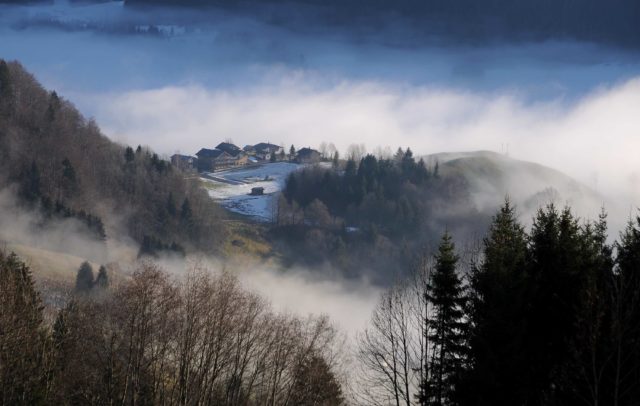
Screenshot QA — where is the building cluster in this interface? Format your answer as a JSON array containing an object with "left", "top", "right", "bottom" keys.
[{"left": 171, "top": 142, "right": 321, "bottom": 173}]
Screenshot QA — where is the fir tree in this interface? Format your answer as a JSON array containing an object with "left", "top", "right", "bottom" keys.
[
  {"left": 124, "top": 146, "right": 135, "bottom": 163},
  {"left": 424, "top": 232, "right": 466, "bottom": 406},
  {"left": 611, "top": 213, "right": 640, "bottom": 403},
  {"left": 464, "top": 199, "right": 529, "bottom": 405},
  {"left": 75, "top": 261, "right": 94, "bottom": 292}
]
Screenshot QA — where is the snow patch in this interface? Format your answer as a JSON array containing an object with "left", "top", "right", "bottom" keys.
[{"left": 203, "top": 162, "right": 301, "bottom": 221}]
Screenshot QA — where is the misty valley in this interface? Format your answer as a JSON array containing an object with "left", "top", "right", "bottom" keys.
[{"left": 1, "top": 1, "right": 640, "bottom": 405}]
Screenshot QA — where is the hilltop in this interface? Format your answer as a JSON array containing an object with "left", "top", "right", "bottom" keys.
[{"left": 274, "top": 149, "right": 601, "bottom": 282}]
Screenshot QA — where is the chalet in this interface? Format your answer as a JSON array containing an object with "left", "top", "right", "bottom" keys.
[
  {"left": 252, "top": 143, "right": 283, "bottom": 161},
  {"left": 195, "top": 148, "right": 226, "bottom": 172},
  {"left": 241, "top": 142, "right": 284, "bottom": 161},
  {"left": 170, "top": 154, "right": 197, "bottom": 171},
  {"left": 216, "top": 142, "right": 242, "bottom": 156},
  {"left": 296, "top": 147, "right": 321, "bottom": 164}
]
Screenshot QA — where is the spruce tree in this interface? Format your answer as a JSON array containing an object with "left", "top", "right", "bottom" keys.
[
  {"left": 124, "top": 146, "right": 135, "bottom": 163},
  {"left": 94, "top": 266, "right": 109, "bottom": 289},
  {"left": 75, "top": 261, "right": 94, "bottom": 292},
  {"left": 464, "top": 199, "right": 529, "bottom": 405},
  {"left": 425, "top": 232, "right": 466, "bottom": 406},
  {"left": 611, "top": 213, "right": 640, "bottom": 403},
  {"left": 526, "top": 205, "right": 584, "bottom": 403},
  {"left": 562, "top": 210, "right": 615, "bottom": 405}
]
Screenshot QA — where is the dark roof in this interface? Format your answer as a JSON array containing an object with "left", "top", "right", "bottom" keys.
[
  {"left": 171, "top": 154, "right": 195, "bottom": 160},
  {"left": 297, "top": 147, "right": 319, "bottom": 157},
  {"left": 196, "top": 148, "right": 224, "bottom": 158},
  {"left": 216, "top": 142, "right": 241, "bottom": 153},
  {"left": 253, "top": 143, "right": 280, "bottom": 153}
]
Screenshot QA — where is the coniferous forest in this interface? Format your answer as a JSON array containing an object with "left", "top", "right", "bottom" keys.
[
  {"left": 356, "top": 202, "right": 640, "bottom": 406},
  {"left": 274, "top": 151, "right": 477, "bottom": 281}
]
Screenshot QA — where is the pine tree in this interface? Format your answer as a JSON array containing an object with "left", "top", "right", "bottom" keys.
[
  {"left": 424, "top": 232, "right": 466, "bottom": 406},
  {"left": 75, "top": 261, "right": 94, "bottom": 292},
  {"left": 290, "top": 144, "right": 296, "bottom": 159}
]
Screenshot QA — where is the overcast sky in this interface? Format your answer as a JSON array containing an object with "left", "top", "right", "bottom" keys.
[{"left": 1, "top": 0, "right": 638, "bottom": 216}]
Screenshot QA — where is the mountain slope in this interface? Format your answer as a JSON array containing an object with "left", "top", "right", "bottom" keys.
[{"left": 0, "top": 59, "right": 226, "bottom": 259}]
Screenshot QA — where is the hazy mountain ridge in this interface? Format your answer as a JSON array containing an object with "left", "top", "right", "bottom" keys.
[
  {"left": 432, "top": 150, "right": 602, "bottom": 216},
  {"left": 274, "top": 149, "right": 604, "bottom": 282}
]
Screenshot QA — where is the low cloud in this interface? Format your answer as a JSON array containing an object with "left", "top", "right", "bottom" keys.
[{"left": 91, "top": 74, "right": 640, "bottom": 207}]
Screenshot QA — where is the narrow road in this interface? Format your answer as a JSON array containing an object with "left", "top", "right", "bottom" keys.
[{"left": 201, "top": 172, "right": 248, "bottom": 185}]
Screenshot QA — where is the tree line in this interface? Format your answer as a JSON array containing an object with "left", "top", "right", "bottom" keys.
[
  {"left": 273, "top": 150, "right": 473, "bottom": 282},
  {"left": 356, "top": 201, "right": 640, "bottom": 405},
  {"left": 0, "top": 252, "right": 345, "bottom": 405},
  {"left": 0, "top": 60, "right": 226, "bottom": 254}
]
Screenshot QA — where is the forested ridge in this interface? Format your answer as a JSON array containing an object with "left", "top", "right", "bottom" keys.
[
  {"left": 274, "top": 150, "right": 482, "bottom": 281},
  {"left": 0, "top": 60, "right": 225, "bottom": 254}
]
